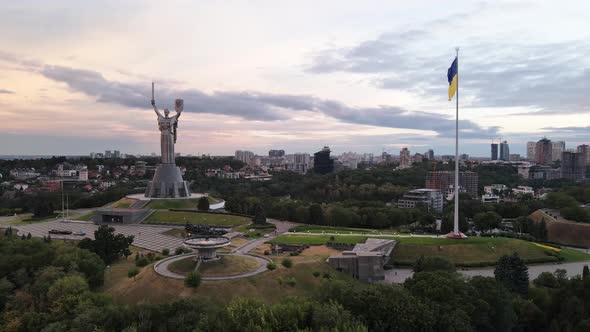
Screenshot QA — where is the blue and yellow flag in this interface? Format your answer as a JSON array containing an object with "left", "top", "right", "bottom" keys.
[{"left": 447, "top": 57, "right": 458, "bottom": 101}]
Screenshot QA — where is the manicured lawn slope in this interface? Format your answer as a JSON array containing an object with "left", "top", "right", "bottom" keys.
[
  {"left": 269, "top": 234, "right": 590, "bottom": 267},
  {"left": 145, "top": 197, "right": 222, "bottom": 210},
  {"left": 145, "top": 210, "right": 249, "bottom": 226}
]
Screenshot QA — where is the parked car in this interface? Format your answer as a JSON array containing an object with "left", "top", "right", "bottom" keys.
[
  {"left": 48, "top": 229, "right": 72, "bottom": 235},
  {"left": 73, "top": 230, "right": 86, "bottom": 236}
]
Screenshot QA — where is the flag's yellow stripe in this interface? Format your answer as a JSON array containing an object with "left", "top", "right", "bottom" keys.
[{"left": 448, "top": 74, "right": 458, "bottom": 101}]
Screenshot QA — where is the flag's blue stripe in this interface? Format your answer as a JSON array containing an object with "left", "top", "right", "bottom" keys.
[{"left": 447, "top": 57, "right": 458, "bottom": 85}]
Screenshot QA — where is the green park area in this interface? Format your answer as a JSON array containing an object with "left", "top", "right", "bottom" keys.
[
  {"left": 269, "top": 234, "right": 590, "bottom": 267},
  {"left": 145, "top": 197, "right": 221, "bottom": 210},
  {"left": 144, "top": 210, "right": 249, "bottom": 227},
  {"left": 168, "top": 255, "right": 260, "bottom": 277},
  {"left": 290, "top": 224, "right": 397, "bottom": 235},
  {"left": 111, "top": 198, "right": 138, "bottom": 208}
]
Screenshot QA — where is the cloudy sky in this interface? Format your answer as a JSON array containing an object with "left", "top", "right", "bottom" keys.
[{"left": 0, "top": 0, "right": 589, "bottom": 157}]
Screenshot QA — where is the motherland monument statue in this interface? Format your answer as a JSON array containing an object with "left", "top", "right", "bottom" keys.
[{"left": 144, "top": 82, "right": 191, "bottom": 198}]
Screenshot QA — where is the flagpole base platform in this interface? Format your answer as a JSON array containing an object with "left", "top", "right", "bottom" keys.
[{"left": 446, "top": 232, "right": 467, "bottom": 239}]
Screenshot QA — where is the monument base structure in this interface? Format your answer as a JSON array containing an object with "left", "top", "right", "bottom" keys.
[
  {"left": 145, "top": 163, "right": 191, "bottom": 198},
  {"left": 446, "top": 231, "right": 467, "bottom": 239}
]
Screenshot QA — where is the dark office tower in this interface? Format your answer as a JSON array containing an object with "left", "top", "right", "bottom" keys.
[
  {"left": 491, "top": 144, "right": 498, "bottom": 160},
  {"left": 313, "top": 146, "right": 334, "bottom": 174},
  {"left": 561, "top": 151, "right": 586, "bottom": 181},
  {"left": 268, "top": 149, "right": 285, "bottom": 157},
  {"left": 426, "top": 149, "right": 434, "bottom": 160},
  {"left": 499, "top": 141, "right": 510, "bottom": 161},
  {"left": 535, "top": 138, "right": 553, "bottom": 165}
]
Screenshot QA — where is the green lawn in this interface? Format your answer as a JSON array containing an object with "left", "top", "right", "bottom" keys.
[
  {"left": 74, "top": 212, "right": 94, "bottom": 221},
  {"left": 268, "top": 234, "right": 370, "bottom": 246},
  {"left": 290, "top": 225, "right": 396, "bottom": 235},
  {"left": 144, "top": 211, "right": 249, "bottom": 227},
  {"left": 168, "top": 256, "right": 197, "bottom": 276},
  {"left": 144, "top": 197, "right": 222, "bottom": 210},
  {"left": 111, "top": 198, "right": 138, "bottom": 208},
  {"left": 268, "top": 234, "right": 590, "bottom": 267},
  {"left": 392, "top": 237, "right": 590, "bottom": 267}
]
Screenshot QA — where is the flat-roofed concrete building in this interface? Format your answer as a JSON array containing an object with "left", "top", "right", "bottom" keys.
[
  {"left": 397, "top": 188, "right": 443, "bottom": 213},
  {"left": 92, "top": 208, "right": 152, "bottom": 224},
  {"left": 328, "top": 238, "right": 396, "bottom": 283}
]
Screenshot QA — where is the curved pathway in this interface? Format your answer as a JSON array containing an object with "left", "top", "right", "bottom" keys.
[{"left": 153, "top": 252, "right": 271, "bottom": 280}]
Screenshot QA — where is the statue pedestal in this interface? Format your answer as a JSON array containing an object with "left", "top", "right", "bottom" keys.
[{"left": 145, "top": 164, "right": 191, "bottom": 198}]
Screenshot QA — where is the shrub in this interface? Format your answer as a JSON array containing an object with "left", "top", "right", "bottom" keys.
[
  {"left": 263, "top": 250, "right": 270, "bottom": 255},
  {"left": 323, "top": 272, "right": 332, "bottom": 279},
  {"left": 162, "top": 248, "right": 170, "bottom": 256},
  {"left": 136, "top": 257, "right": 149, "bottom": 267},
  {"left": 285, "top": 277, "right": 296, "bottom": 287},
  {"left": 267, "top": 262, "right": 277, "bottom": 270},
  {"left": 281, "top": 258, "right": 293, "bottom": 268},
  {"left": 312, "top": 271, "right": 321, "bottom": 277},
  {"left": 127, "top": 267, "right": 139, "bottom": 280},
  {"left": 174, "top": 247, "right": 191, "bottom": 255},
  {"left": 185, "top": 272, "right": 202, "bottom": 288}
]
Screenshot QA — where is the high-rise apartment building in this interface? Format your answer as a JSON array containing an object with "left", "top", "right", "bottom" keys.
[
  {"left": 114, "top": 150, "right": 121, "bottom": 158},
  {"left": 426, "top": 171, "right": 479, "bottom": 198},
  {"left": 577, "top": 144, "right": 590, "bottom": 166},
  {"left": 399, "top": 147, "right": 411, "bottom": 168},
  {"left": 491, "top": 143, "right": 498, "bottom": 160},
  {"left": 314, "top": 146, "right": 334, "bottom": 174},
  {"left": 499, "top": 141, "right": 510, "bottom": 161},
  {"left": 551, "top": 141, "right": 565, "bottom": 161},
  {"left": 105, "top": 150, "right": 112, "bottom": 158},
  {"left": 535, "top": 138, "right": 553, "bottom": 165},
  {"left": 426, "top": 149, "right": 434, "bottom": 160},
  {"left": 234, "top": 150, "right": 254, "bottom": 163},
  {"left": 268, "top": 149, "right": 285, "bottom": 157},
  {"left": 526, "top": 141, "right": 536, "bottom": 160},
  {"left": 561, "top": 151, "right": 586, "bottom": 181}
]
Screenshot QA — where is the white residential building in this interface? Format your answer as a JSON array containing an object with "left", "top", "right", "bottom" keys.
[{"left": 397, "top": 189, "right": 443, "bottom": 213}]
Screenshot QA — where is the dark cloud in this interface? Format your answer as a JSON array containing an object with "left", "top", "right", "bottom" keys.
[
  {"left": 39, "top": 65, "right": 499, "bottom": 139},
  {"left": 0, "top": 89, "right": 13, "bottom": 94}
]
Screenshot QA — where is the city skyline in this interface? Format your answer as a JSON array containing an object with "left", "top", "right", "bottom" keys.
[{"left": 1, "top": 1, "right": 589, "bottom": 156}]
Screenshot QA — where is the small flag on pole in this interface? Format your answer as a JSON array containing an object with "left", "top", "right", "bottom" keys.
[{"left": 447, "top": 57, "right": 458, "bottom": 101}]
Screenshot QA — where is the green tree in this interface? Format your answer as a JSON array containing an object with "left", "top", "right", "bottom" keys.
[
  {"left": 185, "top": 271, "right": 201, "bottom": 288},
  {"left": 46, "top": 275, "right": 90, "bottom": 316},
  {"left": 197, "top": 196, "right": 210, "bottom": 211},
  {"left": 307, "top": 204, "right": 324, "bottom": 225},
  {"left": 78, "top": 225, "right": 134, "bottom": 264},
  {"left": 281, "top": 258, "right": 293, "bottom": 268},
  {"left": 473, "top": 211, "right": 502, "bottom": 233},
  {"left": 128, "top": 267, "right": 139, "bottom": 281},
  {"left": 494, "top": 253, "right": 529, "bottom": 296},
  {"left": 252, "top": 204, "right": 267, "bottom": 225}
]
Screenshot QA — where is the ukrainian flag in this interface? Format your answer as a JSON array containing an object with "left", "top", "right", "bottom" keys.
[{"left": 447, "top": 57, "right": 458, "bottom": 101}]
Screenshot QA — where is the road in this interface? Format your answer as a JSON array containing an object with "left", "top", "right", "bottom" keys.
[{"left": 383, "top": 259, "right": 590, "bottom": 283}]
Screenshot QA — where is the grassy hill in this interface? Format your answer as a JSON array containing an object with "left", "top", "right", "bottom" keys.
[
  {"left": 269, "top": 234, "right": 590, "bottom": 267},
  {"left": 104, "top": 258, "right": 354, "bottom": 305}
]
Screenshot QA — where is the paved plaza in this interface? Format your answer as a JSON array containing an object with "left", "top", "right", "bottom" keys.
[{"left": 11, "top": 220, "right": 185, "bottom": 253}]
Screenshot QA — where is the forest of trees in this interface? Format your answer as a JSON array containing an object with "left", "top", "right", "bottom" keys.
[{"left": 3, "top": 234, "right": 590, "bottom": 331}]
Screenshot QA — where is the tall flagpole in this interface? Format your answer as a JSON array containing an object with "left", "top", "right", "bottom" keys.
[{"left": 453, "top": 47, "right": 460, "bottom": 236}]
